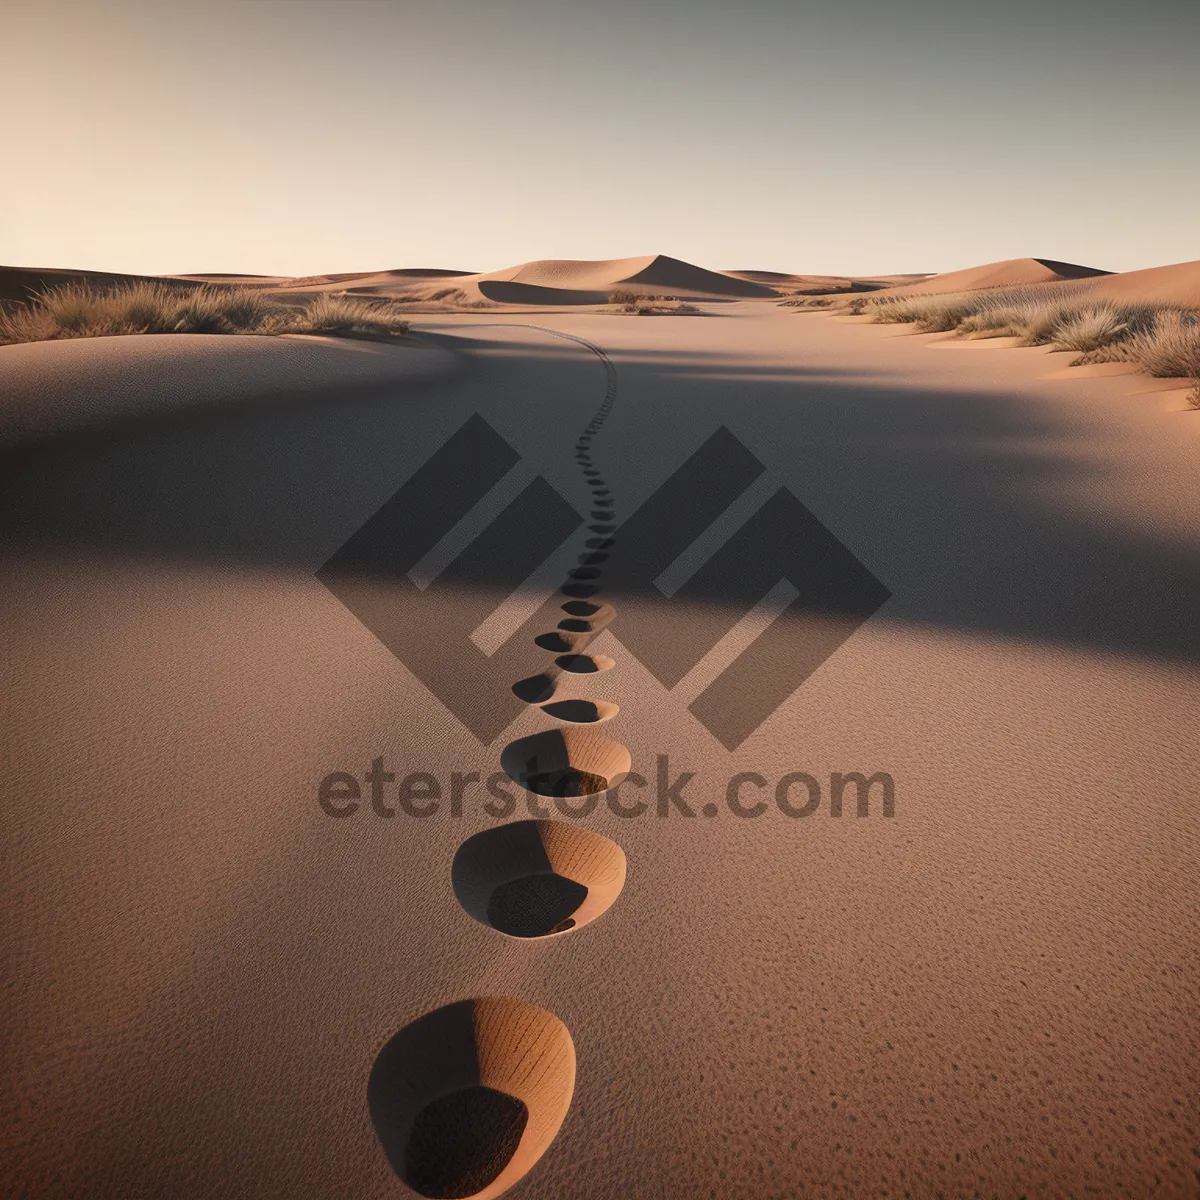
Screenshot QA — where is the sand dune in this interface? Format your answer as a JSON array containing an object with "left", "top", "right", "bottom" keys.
[
  {"left": 868, "top": 257, "right": 1200, "bottom": 310},
  {"left": 8, "top": 256, "right": 1197, "bottom": 325},
  {"left": 1078, "top": 258, "right": 1200, "bottom": 308},
  {"left": 886, "top": 257, "right": 1110, "bottom": 297},
  {"left": 259, "top": 256, "right": 769, "bottom": 304},
  {"left": 726, "top": 269, "right": 932, "bottom": 293},
  {"left": 0, "top": 265, "right": 196, "bottom": 306},
  {"left": 0, "top": 332, "right": 456, "bottom": 445},
  {"left": 475, "top": 281, "right": 609, "bottom": 306},
  {"left": 268, "top": 268, "right": 476, "bottom": 295},
  {"left": 4, "top": 302, "right": 1197, "bottom": 1198},
  {"left": 178, "top": 273, "right": 292, "bottom": 283},
  {"left": 471, "top": 254, "right": 775, "bottom": 299}
]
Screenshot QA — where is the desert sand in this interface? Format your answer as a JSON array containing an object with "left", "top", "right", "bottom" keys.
[
  {"left": 878, "top": 256, "right": 1111, "bottom": 298},
  {"left": 851, "top": 255, "right": 1200, "bottom": 311},
  {"left": 1078, "top": 258, "right": 1200, "bottom": 309},
  {"left": 2, "top": 259, "right": 1198, "bottom": 1198}
]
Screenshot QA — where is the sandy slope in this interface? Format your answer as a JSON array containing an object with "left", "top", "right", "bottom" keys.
[
  {"left": 0, "top": 265, "right": 199, "bottom": 306},
  {"left": 883, "top": 256, "right": 1110, "bottom": 297},
  {"left": 725, "top": 269, "right": 932, "bottom": 292},
  {"left": 864, "top": 257, "right": 1200, "bottom": 310},
  {"left": 10, "top": 255, "right": 1200, "bottom": 317},
  {"left": 2, "top": 256, "right": 776, "bottom": 313},
  {"left": 268, "top": 268, "right": 478, "bottom": 295},
  {"left": 1078, "top": 258, "right": 1200, "bottom": 308},
  {"left": 2, "top": 303, "right": 1196, "bottom": 1198},
  {"left": 0, "top": 333, "right": 457, "bottom": 445},
  {"left": 266, "top": 255, "right": 777, "bottom": 308},
  {"left": 474, "top": 254, "right": 772, "bottom": 297}
]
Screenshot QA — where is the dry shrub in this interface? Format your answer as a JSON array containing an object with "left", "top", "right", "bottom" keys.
[
  {"left": 0, "top": 283, "right": 409, "bottom": 345},
  {"left": 956, "top": 306, "right": 1030, "bottom": 338},
  {"left": 1115, "top": 310, "right": 1200, "bottom": 377},
  {"left": 295, "top": 293, "right": 410, "bottom": 336},
  {"left": 864, "top": 285, "right": 1200, "bottom": 381},
  {"left": 1048, "top": 306, "right": 1133, "bottom": 352},
  {"left": 868, "top": 294, "right": 975, "bottom": 331},
  {"left": 864, "top": 285, "right": 1166, "bottom": 355},
  {"left": 0, "top": 282, "right": 278, "bottom": 342}
]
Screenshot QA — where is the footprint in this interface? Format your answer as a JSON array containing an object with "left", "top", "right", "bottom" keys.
[
  {"left": 560, "top": 583, "right": 599, "bottom": 599},
  {"left": 561, "top": 600, "right": 603, "bottom": 616},
  {"left": 452, "top": 820, "right": 626, "bottom": 938},
  {"left": 557, "top": 602, "right": 614, "bottom": 633},
  {"left": 555, "top": 653, "right": 615, "bottom": 674},
  {"left": 534, "top": 631, "right": 585, "bottom": 653},
  {"left": 367, "top": 996, "right": 575, "bottom": 1198},
  {"left": 512, "top": 674, "right": 557, "bottom": 704},
  {"left": 500, "top": 728, "right": 630, "bottom": 798},
  {"left": 541, "top": 698, "right": 618, "bottom": 725}
]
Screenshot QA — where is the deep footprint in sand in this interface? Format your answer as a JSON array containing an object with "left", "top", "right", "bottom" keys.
[
  {"left": 540, "top": 698, "right": 618, "bottom": 725},
  {"left": 560, "top": 583, "right": 600, "bottom": 599},
  {"left": 452, "top": 820, "right": 626, "bottom": 938},
  {"left": 512, "top": 674, "right": 558, "bottom": 704},
  {"left": 555, "top": 652, "right": 615, "bottom": 674},
  {"left": 368, "top": 997, "right": 575, "bottom": 1198},
  {"left": 557, "top": 601, "right": 615, "bottom": 633},
  {"left": 500, "top": 728, "right": 630, "bottom": 798}
]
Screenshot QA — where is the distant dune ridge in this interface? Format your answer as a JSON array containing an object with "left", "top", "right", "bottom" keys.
[
  {"left": 884, "top": 257, "right": 1112, "bottom": 298},
  {"left": 0, "top": 266, "right": 196, "bottom": 307},
  {"left": 3, "top": 253, "right": 1199, "bottom": 319},
  {"left": 1078, "top": 259, "right": 1200, "bottom": 309},
  {"left": 455, "top": 254, "right": 778, "bottom": 305},
  {"left": 726, "top": 269, "right": 932, "bottom": 293}
]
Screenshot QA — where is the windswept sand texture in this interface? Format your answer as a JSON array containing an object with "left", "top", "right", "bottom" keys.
[{"left": 2, "top": 280, "right": 1199, "bottom": 1198}]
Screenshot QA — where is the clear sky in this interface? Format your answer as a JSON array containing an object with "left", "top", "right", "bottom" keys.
[{"left": 5, "top": 0, "right": 1198, "bottom": 277}]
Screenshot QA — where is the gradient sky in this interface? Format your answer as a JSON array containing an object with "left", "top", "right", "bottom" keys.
[{"left": 5, "top": 0, "right": 1198, "bottom": 277}]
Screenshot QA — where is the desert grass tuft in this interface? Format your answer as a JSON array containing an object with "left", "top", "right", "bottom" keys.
[
  {"left": 857, "top": 285, "right": 1200, "bottom": 383},
  {"left": 606, "top": 290, "right": 698, "bottom": 315},
  {"left": 1113, "top": 310, "right": 1200, "bottom": 377},
  {"left": 0, "top": 283, "right": 410, "bottom": 346},
  {"left": 1047, "top": 305, "right": 1139, "bottom": 353},
  {"left": 294, "top": 293, "right": 411, "bottom": 336}
]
